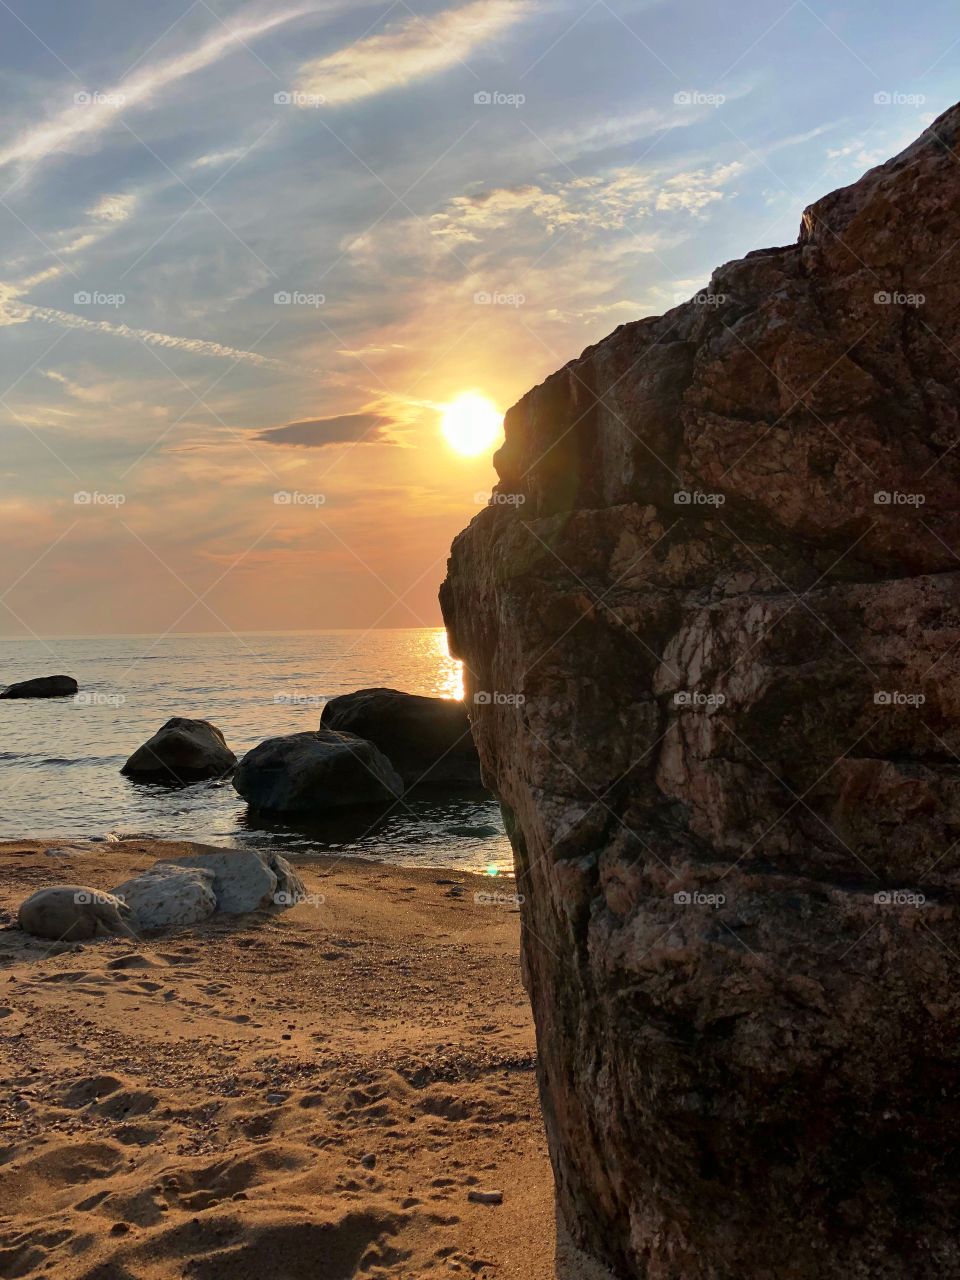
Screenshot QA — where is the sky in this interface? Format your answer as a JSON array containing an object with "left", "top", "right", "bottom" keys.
[{"left": 0, "top": 0, "right": 954, "bottom": 637}]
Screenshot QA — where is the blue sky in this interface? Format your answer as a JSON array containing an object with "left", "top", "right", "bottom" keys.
[{"left": 0, "top": 0, "right": 953, "bottom": 635}]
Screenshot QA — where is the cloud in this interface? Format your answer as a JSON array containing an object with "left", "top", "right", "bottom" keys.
[
  {"left": 0, "top": 3, "right": 315, "bottom": 175},
  {"left": 0, "top": 295, "right": 288, "bottom": 369},
  {"left": 296, "top": 0, "right": 527, "bottom": 105},
  {"left": 256, "top": 412, "right": 397, "bottom": 446},
  {"left": 89, "top": 193, "right": 137, "bottom": 223}
]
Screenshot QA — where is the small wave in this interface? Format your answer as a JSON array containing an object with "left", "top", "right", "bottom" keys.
[{"left": 2, "top": 752, "right": 119, "bottom": 767}]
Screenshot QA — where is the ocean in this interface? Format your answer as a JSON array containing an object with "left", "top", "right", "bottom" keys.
[{"left": 0, "top": 628, "right": 513, "bottom": 873}]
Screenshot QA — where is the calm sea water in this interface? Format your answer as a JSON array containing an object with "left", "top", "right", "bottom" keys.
[{"left": 0, "top": 628, "right": 513, "bottom": 874}]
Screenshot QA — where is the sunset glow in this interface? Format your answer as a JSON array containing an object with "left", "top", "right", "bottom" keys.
[{"left": 440, "top": 394, "right": 503, "bottom": 457}]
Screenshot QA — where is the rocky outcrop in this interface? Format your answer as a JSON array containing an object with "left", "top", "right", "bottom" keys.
[
  {"left": 233, "top": 728, "right": 404, "bottom": 812},
  {"left": 121, "top": 717, "right": 237, "bottom": 782},
  {"left": 441, "top": 106, "right": 960, "bottom": 1279},
  {"left": 320, "top": 687, "right": 482, "bottom": 787},
  {"left": 1, "top": 675, "right": 78, "bottom": 699}
]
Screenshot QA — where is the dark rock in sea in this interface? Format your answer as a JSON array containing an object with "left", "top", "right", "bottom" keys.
[
  {"left": 320, "top": 687, "right": 481, "bottom": 787},
  {"left": 440, "top": 106, "right": 960, "bottom": 1279},
  {"left": 233, "top": 728, "right": 404, "bottom": 812},
  {"left": 0, "top": 675, "right": 78, "bottom": 699},
  {"left": 121, "top": 717, "right": 237, "bottom": 782}
]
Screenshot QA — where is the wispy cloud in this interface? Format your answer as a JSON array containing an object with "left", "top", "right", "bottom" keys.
[
  {"left": 0, "top": 4, "right": 314, "bottom": 175},
  {"left": 256, "top": 412, "right": 398, "bottom": 446},
  {"left": 296, "top": 0, "right": 528, "bottom": 106}
]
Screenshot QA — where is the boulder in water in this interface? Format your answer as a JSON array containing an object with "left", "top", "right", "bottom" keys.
[
  {"left": 233, "top": 728, "right": 403, "bottom": 812},
  {"left": 320, "top": 687, "right": 481, "bottom": 787},
  {"left": 1, "top": 675, "right": 78, "bottom": 699},
  {"left": 121, "top": 717, "right": 237, "bottom": 782}
]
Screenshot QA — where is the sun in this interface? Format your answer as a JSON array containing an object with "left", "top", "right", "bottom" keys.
[{"left": 440, "top": 392, "right": 503, "bottom": 457}]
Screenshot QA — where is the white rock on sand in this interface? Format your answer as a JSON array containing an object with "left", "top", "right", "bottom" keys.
[
  {"left": 156, "top": 848, "right": 306, "bottom": 913},
  {"left": 112, "top": 863, "right": 217, "bottom": 930},
  {"left": 16, "top": 885, "right": 136, "bottom": 941}
]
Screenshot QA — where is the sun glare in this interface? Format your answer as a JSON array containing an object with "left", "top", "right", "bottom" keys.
[{"left": 440, "top": 392, "right": 502, "bottom": 457}]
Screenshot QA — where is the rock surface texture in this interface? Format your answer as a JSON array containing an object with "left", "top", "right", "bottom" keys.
[
  {"left": 121, "top": 717, "right": 237, "bottom": 782},
  {"left": 320, "top": 687, "right": 482, "bottom": 787},
  {"left": 441, "top": 107, "right": 960, "bottom": 1279},
  {"left": 233, "top": 729, "right": 404, "bottom": 812}
]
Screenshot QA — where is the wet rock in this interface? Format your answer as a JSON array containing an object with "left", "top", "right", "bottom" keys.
[
  {"left": 233, "top": 728, "right": 404, "bottom": 812},
  {"left": 1, "top": 675, "right": 78, "bottom": 699},
  {"left": 321, "top": 687, "right": 481, "bottom": 787},
  {"left": 441, "top": 106, "right": 960, "bottom": 1279},
  {"left": 121, "top": 717, "right": 237, "bottom": 782}
]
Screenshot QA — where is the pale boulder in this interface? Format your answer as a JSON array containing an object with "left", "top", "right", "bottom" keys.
[
  {"left": 17, "top": 886, "right": 136, "bottom": 941},
  {"left": 112, "top": 863, "right": 217, "bottom": 931}
]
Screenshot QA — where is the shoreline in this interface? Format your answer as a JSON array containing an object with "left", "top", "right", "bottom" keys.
[{"left": 0, "top": 838, "right": 606, "bottom": 1279}]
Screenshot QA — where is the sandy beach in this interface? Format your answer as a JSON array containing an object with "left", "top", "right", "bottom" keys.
[{"left": 0, "top": 839, "right": 606, "bottom": 1280}]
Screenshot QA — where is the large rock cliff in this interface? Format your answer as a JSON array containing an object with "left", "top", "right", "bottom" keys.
[{"left": 441, "top": 105, "right": 960, "bottom": 1278}]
